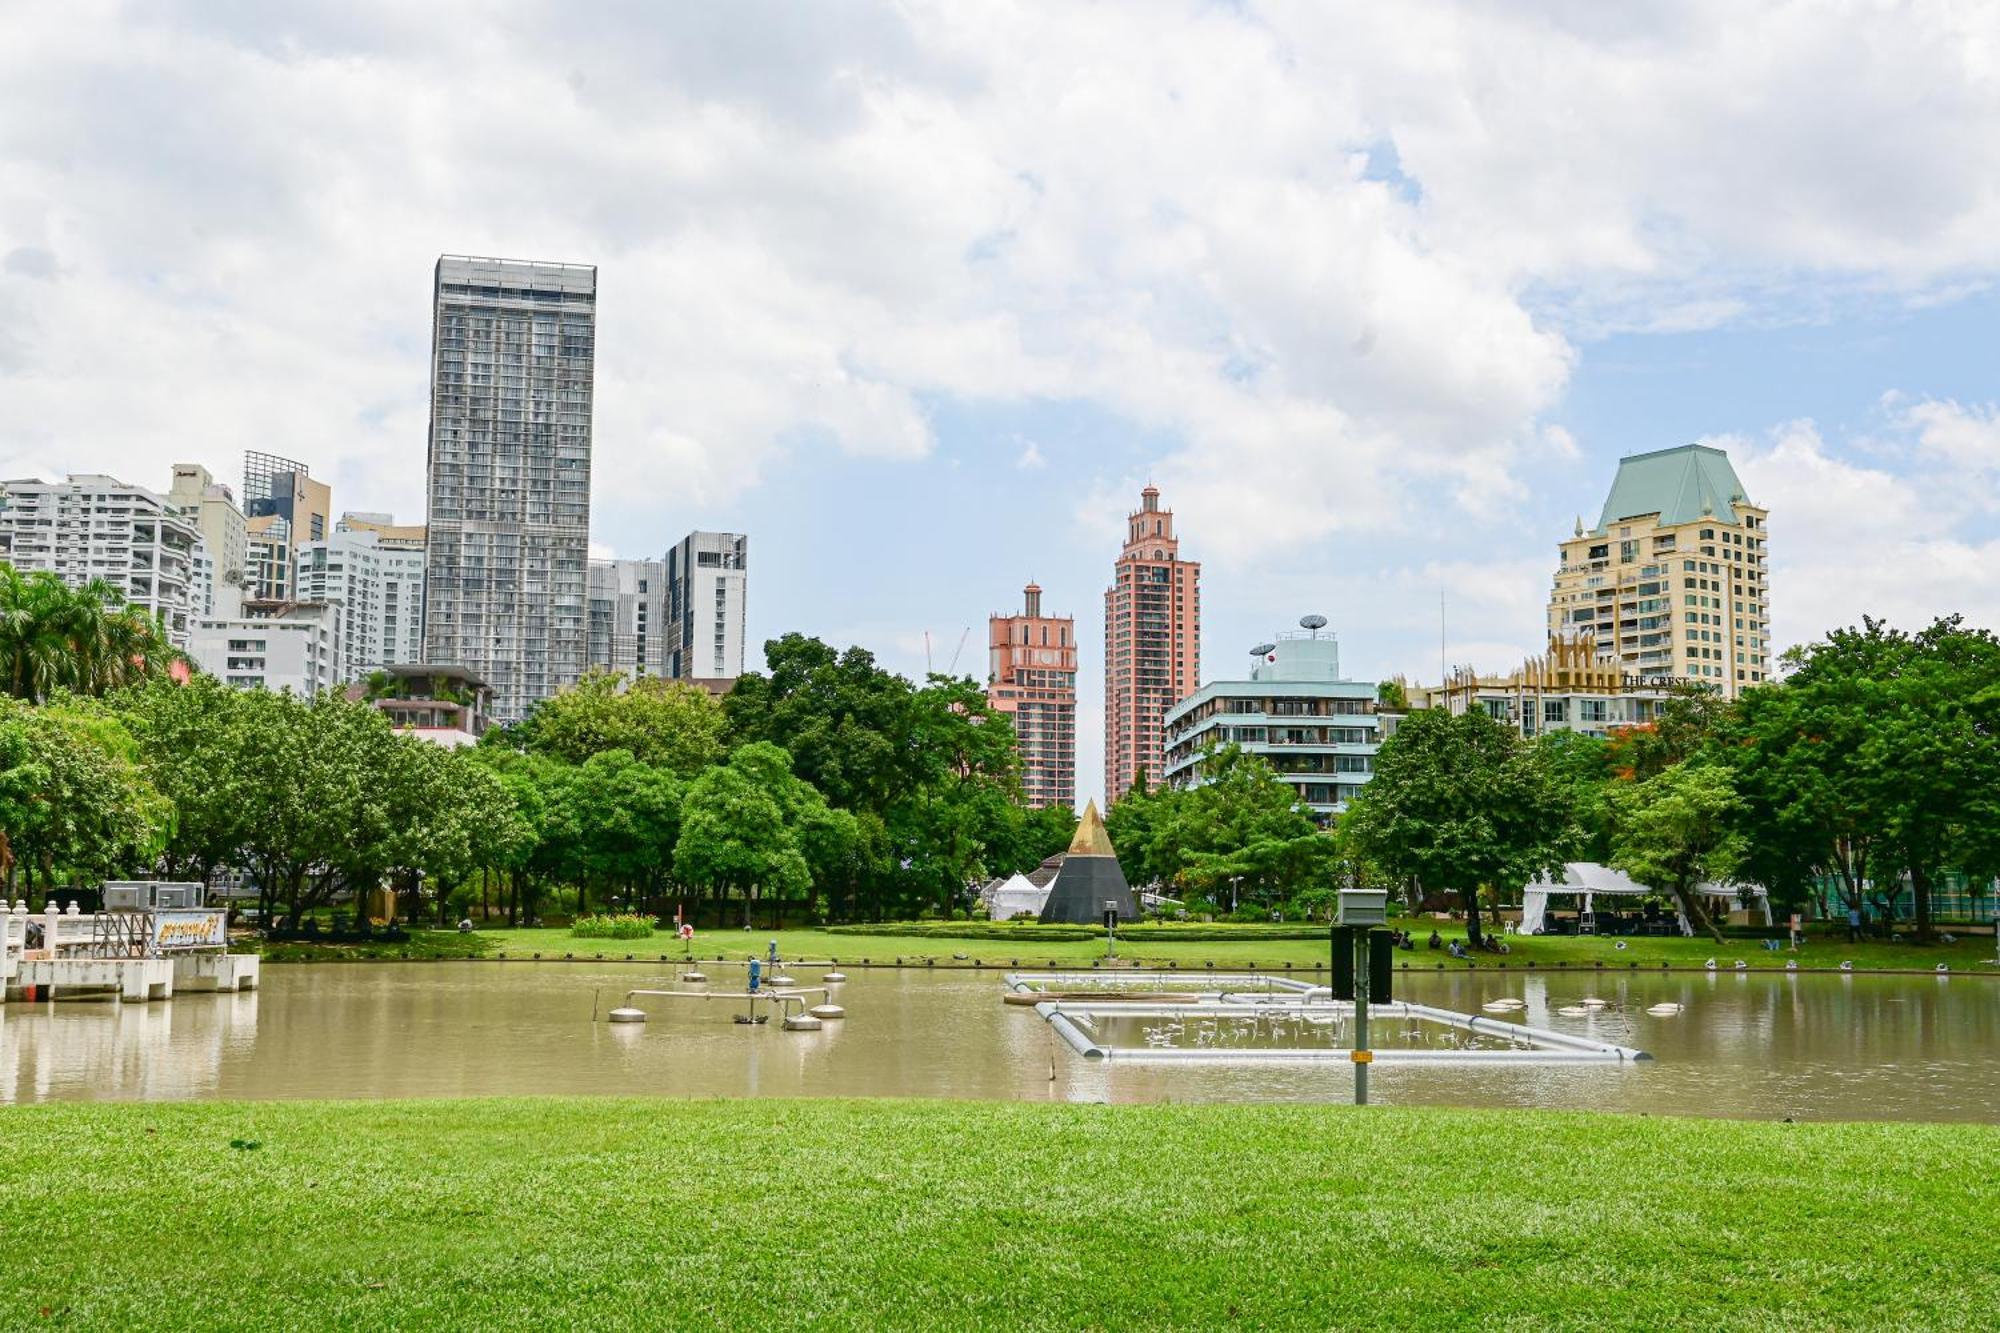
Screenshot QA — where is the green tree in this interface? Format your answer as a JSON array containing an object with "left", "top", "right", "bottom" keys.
[
  {"left": 1142, "top": 746, "right": 1330, "bottom": 914},
  {"left": 110, "top": 675, "right": 256, "bottom": 882},
  {"left": 0, "top": 697, "right": 166, "bottom": 901},
  {"left": 521, "top": 672, "right": 726, "bottom": 776},
  {"left": 568, "top": 749, "right": 684, "bottom": 915},
  {"left": 1342, "top": 707, "right": 1569, "bottom": 946},
  {"left": 1606, "top": 761, "right": 1745, "bottom": 943},
  {"left": 675, "top": 761, "right": 811, "bottom": 929},
  {"left": 1535, "top": 730, "right": 1617, "bottom": 863}
]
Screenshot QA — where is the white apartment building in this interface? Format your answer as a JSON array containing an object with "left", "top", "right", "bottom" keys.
[
  {"left": 666, "top": 531, "right": 748, "bottom": 685},
  {"left": 587, "top": 557, "right": 669, "bottom": 679},
  {"left": 297, "top": 521, "right": 427, "bottom": 683},
  {"left": 186, "top": 602, "right": 341, "bottom": 696},
  {"left": 0, "top": 474, "right": 200, "bottom": 646}
]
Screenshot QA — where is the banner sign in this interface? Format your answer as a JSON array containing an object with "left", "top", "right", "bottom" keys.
[{"left": 151, "top": 909, "right": 229, "bottom": 951}]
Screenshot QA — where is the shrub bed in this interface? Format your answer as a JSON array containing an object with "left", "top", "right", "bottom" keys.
[{"left": 569, "top": 913, "right": 657, "bottom": 940}]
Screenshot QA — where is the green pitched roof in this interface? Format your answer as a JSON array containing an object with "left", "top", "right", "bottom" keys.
[{"left": 1594, "top": 445, "right": 1752, "bottom": 534}]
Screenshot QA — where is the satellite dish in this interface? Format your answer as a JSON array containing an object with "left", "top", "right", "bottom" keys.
[
  {"left": 1299, "top": 614, "right": 1328, "bottom": 636},
  {"left": 1250, "top": 643, "right": 1276, "bottom": 657}
]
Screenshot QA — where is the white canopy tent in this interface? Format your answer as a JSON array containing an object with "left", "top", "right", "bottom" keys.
[
  {"left": 986, "top": 873, "right": 1050, "bottom": 921},
  {"left": 1520, "top": 862, "right": 1771, "bottom": 936}
]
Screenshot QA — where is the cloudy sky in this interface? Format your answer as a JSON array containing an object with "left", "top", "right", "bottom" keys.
[{"left": 4, "top": 1, "right": 1997, "bottom": 801}]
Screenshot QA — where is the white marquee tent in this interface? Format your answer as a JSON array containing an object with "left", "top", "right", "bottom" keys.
[
  {"left": 1520, "top": 862, "right": 1770, "bottom": 936},
  {"left": 985, "top": 873, "right": 1050, "bottom": 921}
]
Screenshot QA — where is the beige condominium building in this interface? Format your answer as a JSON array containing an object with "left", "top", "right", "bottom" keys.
[{"left": 1547, "top": 444, "right": 1770, "bottom": 699}]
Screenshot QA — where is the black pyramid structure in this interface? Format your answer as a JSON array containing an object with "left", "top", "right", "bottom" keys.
[{"left": 1039, "top": 799, "right": 1138, "bottom": 925}]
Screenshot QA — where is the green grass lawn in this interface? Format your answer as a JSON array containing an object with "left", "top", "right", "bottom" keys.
[
  {"left": 272, "top": 921, "right": 2000, "bottom": 974},
  {"left": 2, "top": 1098, "right": 1994, "bottom": 1330}
]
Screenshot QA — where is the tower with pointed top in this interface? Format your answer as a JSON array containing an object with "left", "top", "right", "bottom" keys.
[
  {"left": 1104, "top": 485, "right": 1201, "bottom": 803},
  {"left": 987, "top": 582, "right": 1077, "bottom": 809},
  {"left": 1547, "top": 444, "right": 1770, "bottom": 700}
]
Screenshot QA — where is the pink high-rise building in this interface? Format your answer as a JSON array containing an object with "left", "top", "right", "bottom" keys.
[
  {"left": 1104, "top": 486, "right": 1201, "bottom": 803},
  {"left": 987, "top": 583, "right": 1077, "bottom": 810}
]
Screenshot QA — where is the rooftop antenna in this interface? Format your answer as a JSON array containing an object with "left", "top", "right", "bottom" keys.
[
  {"left": 1299, "top": 613, "right": 1327, "bottom": 639},
  {"left": 1440, "top": 589, "right": 1448, "bottom": 696}
]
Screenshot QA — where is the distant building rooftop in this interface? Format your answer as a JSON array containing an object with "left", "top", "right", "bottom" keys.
[{"left": 1595, "top": 444, "right": 1754, "bottom": 534}]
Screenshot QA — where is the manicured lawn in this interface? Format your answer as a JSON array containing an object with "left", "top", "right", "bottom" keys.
[
  {"left": 279, "top": 922, "right": 2000, "bottom": 974},
  {"left": 1, "top": 1098, "right": 1994, "bottom": 1329}
]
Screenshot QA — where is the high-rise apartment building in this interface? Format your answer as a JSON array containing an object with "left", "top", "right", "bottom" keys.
[
  {"left": 586, "top": 558, "right": 669, "bottom": 679},
  {"left": 241, "top": 451, "right": 330, "bottom": 600},
  {"left": 245, "top": 515, "right": 293, "bottom": 604},
  {"left": 987, "top": 583, "right": 1077, "bottom": 810},
  {"left": 665, "top": 531, "right": 748, "bottom": 687},
  {"left": 166, "top": 463, "right": 249, "bottom": 616},
  {"left": 297, "top": 519, "right": 427, "bottom": 683},
  {"left": 421, "top": 255, "right": 597, "bottom": 723},
  {"left": 187, "top": 602, "right": 342, "bottom": 696},
  {"left": 1104, "top": 485, "right": 1200, "bottom": 802},
  {"left": 1547, "top": 444, "right": 1770, "bottom": 698},
  {"left": 0, "top": 474, "right": 200, "bottom": 646}
]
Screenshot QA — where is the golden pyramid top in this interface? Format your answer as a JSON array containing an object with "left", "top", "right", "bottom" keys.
[{"left": 1067, "top": 799, "right": 1117, "bottom": 857}]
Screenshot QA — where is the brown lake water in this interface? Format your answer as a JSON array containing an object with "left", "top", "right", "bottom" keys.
[{"left": 2, "top": 963, "right": 1995, "bottom": 1121}]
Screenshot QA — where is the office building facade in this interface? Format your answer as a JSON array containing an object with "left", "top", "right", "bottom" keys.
[
  {"left": 1547, "top": 444, "right": 1770, "bottom": 698},
  {"left": 986, "top": 582, "right": 1077, "bottom": 810},
  {"left": 665, "top": 531, "right": 748, "bottom": 687},
  {"left": 1104, "top": 486, "right": 1200, "bottom": 802},
  {"left": 0, "top": 474, "right": 200, "bottom": 647},
  {"left": 1162, "top": 627, "right": 1379, "bottom": 823},
  {"left": 241, "top": 451, "right": 330, "bottom": 600},
  {"left": 421, "top": 255, "right": 597, "bottom": 722},
  {"left": 586, "top": 557, "right": 670, "bottom": 679}
]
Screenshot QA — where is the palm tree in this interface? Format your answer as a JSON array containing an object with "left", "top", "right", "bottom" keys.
[{"left": 0, "top": 562, "right": 183, "bottom": 700}]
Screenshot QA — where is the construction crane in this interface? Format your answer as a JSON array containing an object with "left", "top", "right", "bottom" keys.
[{"left": 924, "top": 627, "right": 973, "bottom": 676}]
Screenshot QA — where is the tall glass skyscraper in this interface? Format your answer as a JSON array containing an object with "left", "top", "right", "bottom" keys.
[{"left": 422, "top": 255, "right": 597, "bottom": 723}]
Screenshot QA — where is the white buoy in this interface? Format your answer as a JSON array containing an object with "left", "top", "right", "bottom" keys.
[
  {"left": 607, "top": 1007, "right": 647, "bottom": 1024},
  {"left": 783, "top": 1014, "right": 823, "bottom": 1031},
  {"left": 1480, "top": 999, "right": 1525, "bottom": 1013},
  {"left": 771, "top": 973, "right": 796, "bottom": 986},
  {"left": 1580, "top": 998, "right": 1609, "bottom": 1010},
  {"left": 682, "top": 970, "right": 708, "bottom": 983},
  {"left": 809, "top": 1003, "right": 846, "bottom": 1020},
  {"left": 822, "top": 971, "right": 847, "bottom": 983},
  {"left": 1645, "top": 1002, "right": 1684, "bottom": 1016},
  {"left": 1557, "top": 1005, "right": 1590, "bottom": 1017}
]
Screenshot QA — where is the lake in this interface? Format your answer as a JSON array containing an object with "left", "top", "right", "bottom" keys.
[{"left": 3, "top": 963, "right": 1994, "bottom": 1121}]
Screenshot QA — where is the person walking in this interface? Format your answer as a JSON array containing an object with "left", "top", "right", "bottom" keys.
[{"left": 1847, "top": 905, "right": 1862, "bottom": 943}]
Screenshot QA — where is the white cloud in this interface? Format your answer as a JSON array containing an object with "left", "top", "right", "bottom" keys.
[
  {"left": 4, "top": 0, "right": 1995, "bottom": 562},
  {"left": 1014, "top": 438, "right": 1046, "bottom": 471},
  {"left": 1729, "top": 410, "right": 2000, "bottom": 650}
]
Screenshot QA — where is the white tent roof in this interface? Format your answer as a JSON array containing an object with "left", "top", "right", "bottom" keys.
[
  {"left": 1521, "top": 863, "right": 1768, "bottom": 936},
  {"left": 987, "top": 873, "right": 1049, "bottom": 921}
]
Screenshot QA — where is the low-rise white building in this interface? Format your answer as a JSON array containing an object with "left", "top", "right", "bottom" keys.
[
  {"left": 0, "top": 474, "right": 201, "bottom": 646},
  {"left": 187, "top": 602, "right": 341, "bottom": 696},
  {"left": 1162, "top": 622, "right": 1382, "bottom": 823}
]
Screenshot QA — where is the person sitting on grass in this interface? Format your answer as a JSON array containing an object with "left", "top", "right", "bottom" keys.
[{"left": 1428, "top": 930, "right": 1443, "bottom": 950}]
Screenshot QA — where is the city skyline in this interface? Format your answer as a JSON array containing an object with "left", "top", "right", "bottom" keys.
[{"left": 2, "top": 4, "right": 1997, "bottom": 801}]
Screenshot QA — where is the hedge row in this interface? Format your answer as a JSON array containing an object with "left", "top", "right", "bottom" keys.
[{"left": 819, "top": 921, "right": 1333, "bottom": 943}]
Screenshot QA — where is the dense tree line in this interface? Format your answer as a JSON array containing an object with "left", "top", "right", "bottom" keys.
[
  {"left": 0, "top": 626, "right": 1078, "bottom": 926},
  {"left": 1344, "top": 614, "right": 2000, "bottom": 942}
]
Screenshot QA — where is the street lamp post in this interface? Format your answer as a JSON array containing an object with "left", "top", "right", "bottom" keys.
[{"left": 1336, "top": 888, "right": 1390, "bottom": 1106}]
